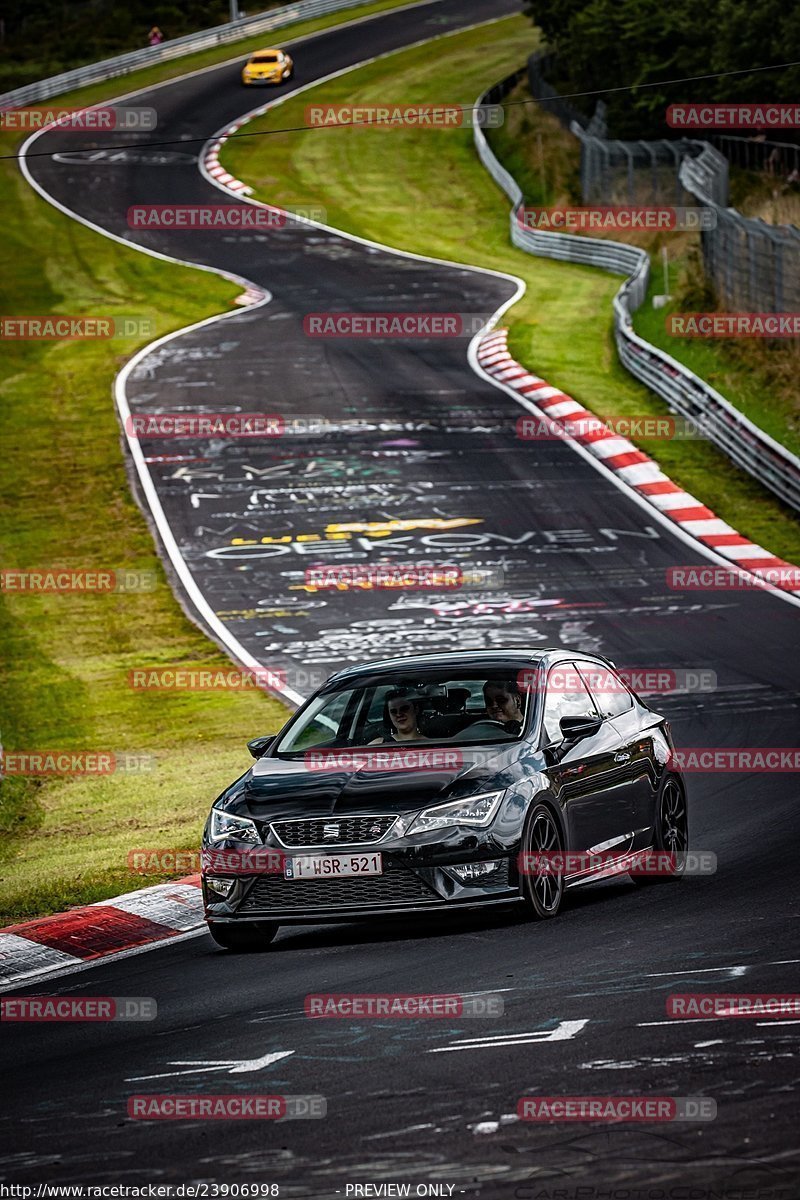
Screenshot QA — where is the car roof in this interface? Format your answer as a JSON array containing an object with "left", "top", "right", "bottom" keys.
[
  {"left": 324, "top": 647, "right": 616, "bottom": 686},
  {"left": 250, "top": 47, "right": 283, "bottom": 55}
]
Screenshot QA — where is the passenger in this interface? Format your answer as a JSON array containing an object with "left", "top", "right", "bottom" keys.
[
  {"left": 370, "top": 691, "right": 428, "bottom": 743},
  {"left": 483, "top": 679, "right": 525, "bottom": 735}
]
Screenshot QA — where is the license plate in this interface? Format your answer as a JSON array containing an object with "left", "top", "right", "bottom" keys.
[{"left": 284, "top": 852, "right": 383, "bottom": 880}]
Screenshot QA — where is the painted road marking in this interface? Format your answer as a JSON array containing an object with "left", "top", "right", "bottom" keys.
[
  {"left": 126, "top": 1050, "right": 295, "bottom": 1081},
  {"left": 428, "top": 1019, "right": 588, "bottom": 1053}
]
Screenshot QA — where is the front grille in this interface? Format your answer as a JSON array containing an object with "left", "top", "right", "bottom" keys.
[
  {"left": 270, "top": 815, "right": 396, "bottom": 848},
  {"left": 239, "top": 862, "right": 440, "bottom": 912}
]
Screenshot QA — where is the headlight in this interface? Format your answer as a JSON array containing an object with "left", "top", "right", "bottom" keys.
[
  {"left": 209, "top": 807, "right": 260, "bottom": 844},
  {"left": 406, "top": 791, "right": 504, "bottom": 835}
]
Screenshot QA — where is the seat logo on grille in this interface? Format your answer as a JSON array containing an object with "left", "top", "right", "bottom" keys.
[{"left": 322, "top": 823, "right": 341, "bottom": 839}]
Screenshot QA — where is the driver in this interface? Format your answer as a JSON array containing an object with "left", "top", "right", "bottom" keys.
[
  {"left": 483, "top": 679, "right": 525, "bottom": 735},
  {"left": 370, "top": 690, "right": 429, "bottom": 743}
]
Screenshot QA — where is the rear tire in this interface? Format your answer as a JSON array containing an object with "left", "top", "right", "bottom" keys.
[
  {"left": 521, "top": 803, "right": 564, "bottom": 919},
  {"left": 632, "top": 776, "right": 688, "bottom": 885},
  {"left": 208, "top": 921, "right": 279, "bottom": 951}
]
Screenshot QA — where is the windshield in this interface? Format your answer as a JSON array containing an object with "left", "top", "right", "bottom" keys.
[
  {"left": 274, "top": 669, "right": 533, "bottom": 756},
  {"left": 251, "top": 53, "right": 280, "bottom": 62}
]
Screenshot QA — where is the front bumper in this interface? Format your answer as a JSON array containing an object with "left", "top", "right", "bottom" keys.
[{"left": 203, "top": 850, "right": 520, "bottom": 924}]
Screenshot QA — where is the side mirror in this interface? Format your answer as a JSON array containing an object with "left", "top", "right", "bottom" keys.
[
  {"left": 247, "top": 735, "right": 274, "bottom": 759},
  {"left": 559, "top": 714, "right": 602, "bottom": 742}
]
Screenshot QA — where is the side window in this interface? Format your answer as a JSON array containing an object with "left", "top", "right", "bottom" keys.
[
  {"left": 356, "top": 685, "right": 396, "bottom": 734},
  {"left": 542, "top": 664, "right": 599, "bottom": 745},
  {"left": 576, "top": 661, "right": 634, "bottom": 719}
]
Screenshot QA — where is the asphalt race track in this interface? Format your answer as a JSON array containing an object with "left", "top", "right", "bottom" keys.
[{"left": 4, "top": 0, "right": 800, "bottom": 1194}]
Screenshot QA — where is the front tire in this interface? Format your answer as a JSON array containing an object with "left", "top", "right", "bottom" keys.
[
  {"left": 521, "top": 802, "right": 565, "bottom": 919},
  {"left": 632, "top": 775, "right": 688, "bottom": 885},
  {"left": 208, "top": 921, "right": 279, "bottom": 951}
]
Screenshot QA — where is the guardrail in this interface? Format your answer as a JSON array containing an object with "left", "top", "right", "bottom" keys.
[
  {"left": 0, "top": 0, "right": 370, "bottom": 108},
  {"left": 473, "top": 71, "right": 800, "bottom": 515}
]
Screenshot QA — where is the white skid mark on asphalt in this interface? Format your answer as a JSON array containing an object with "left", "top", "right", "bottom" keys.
[
  {"left": 428, "top": 1019, "right": 588, "bottom": 1053},
  {"left": 577, "top": 1060, "right": 639, "bottom": 1070},
  {"left": 644, "top": 964, "right": 748, "bottom": 978},
  {"left": 638, "top": 1018, "right": 723, "bottom": 1027},
  {"left": 694, "top": 1040, "right": 725, "bottom": 1047},
  {"left": 473, "top": 1114, "right": 520, "bottom": 1135},
  {"left": 126, "top": 1050, "right": 294, "bottom": 1081}
]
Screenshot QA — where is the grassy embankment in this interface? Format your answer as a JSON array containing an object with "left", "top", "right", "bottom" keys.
[{"left": 0, "top": 0, "right": 421, "bottom": 923}]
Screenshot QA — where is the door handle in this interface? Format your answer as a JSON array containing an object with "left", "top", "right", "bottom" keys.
[{"left": 614, "top": 751, "right": 631, "bottom": 763}]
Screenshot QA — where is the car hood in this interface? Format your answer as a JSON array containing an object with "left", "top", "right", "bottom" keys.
[{"left": 224, "top": 743, "right": 516, "bottom": 821}]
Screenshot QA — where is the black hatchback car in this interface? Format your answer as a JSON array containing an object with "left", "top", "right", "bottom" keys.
[{"left": 202, "top": 648, "right": 688, "bottom": 950}]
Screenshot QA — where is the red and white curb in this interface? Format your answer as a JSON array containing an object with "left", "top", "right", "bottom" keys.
[
  {"left": 204, "top": 122, "right": 269, "bottom": 307},
  {"left": 0, "top": 878, "right": 204, "bottom": 987},
  {"left": 204, "top": 119, "right": 253, "bottom": 196},
  {"left": 477, "top": 328, "right": 800, "bottom": 594}
]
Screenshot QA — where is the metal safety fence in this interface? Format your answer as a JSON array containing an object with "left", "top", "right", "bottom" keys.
[
  {"left": 527, "top": 51, "right": 800, "bottom": 316},
  {"left": 474, "top": 70, "right": 800, "bottom": 515}
]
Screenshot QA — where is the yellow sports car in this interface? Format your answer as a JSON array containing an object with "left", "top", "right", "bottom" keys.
[{"left": 241, "top": 48, "right": 294, "bottom": 86}]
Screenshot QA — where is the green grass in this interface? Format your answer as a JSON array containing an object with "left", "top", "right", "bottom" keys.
[
  {"left": 0, "top": 172, "right": 291, "bottom": 921},
  {"left": 0, "top": 0, "right": 423, "bottom": 925},
  {"left": 222, "top": 16, "right": 800, "bottom": 564},
  {"left": 633, "top": 267, "right": 800, "bottom": 462}
]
